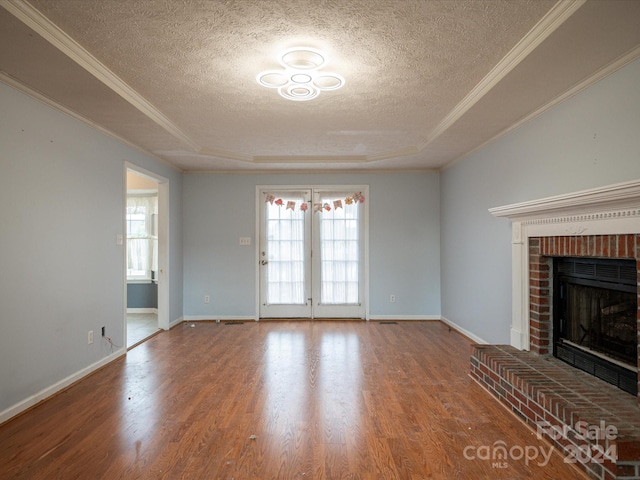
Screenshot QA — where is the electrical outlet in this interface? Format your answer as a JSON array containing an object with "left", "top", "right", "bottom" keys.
[
  {"left": 390, "top": 294, "right": 396, "bottom": 303},
  {"left": 88, "top": 330, "right": 94, "bottom": 344},
  {"left": 204, "top": 295, "right": 211, "bottom": 304}
]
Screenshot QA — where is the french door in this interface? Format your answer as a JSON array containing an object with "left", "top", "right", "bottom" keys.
[{"left": 258, "top": 187, "right": 366, "bottom": 319}]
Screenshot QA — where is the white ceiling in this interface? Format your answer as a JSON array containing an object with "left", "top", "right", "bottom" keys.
[{"left": 1, "top": 0, "right": 639, "bottom": 172}]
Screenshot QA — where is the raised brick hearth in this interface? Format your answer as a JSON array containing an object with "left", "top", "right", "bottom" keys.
[
  {"left": 471, "top": 345, "right": 640, "bottom": 480},
  {"left": 481, "top": 182, "right": 640, "bottom": 477},
  {"left": 472, "top": 233, "right": 640, "bottom": 478}
]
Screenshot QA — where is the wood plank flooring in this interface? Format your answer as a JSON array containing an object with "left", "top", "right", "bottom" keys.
[{"left": 0, "top": 321, "right": 588, "bottom": 479}]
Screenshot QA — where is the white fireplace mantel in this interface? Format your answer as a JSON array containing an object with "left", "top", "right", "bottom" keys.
[{"left": 489, "top": 179, "right": 640, "bottom": 350}]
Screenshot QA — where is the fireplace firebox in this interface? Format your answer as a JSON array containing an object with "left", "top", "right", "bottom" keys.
[{"left": 554, "top": 257, "right": 638, "bottom": 395}]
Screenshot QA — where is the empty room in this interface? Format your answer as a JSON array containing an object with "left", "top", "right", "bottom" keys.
[{"left": 1, "top": 1, "right": 639, "bottom": 479}]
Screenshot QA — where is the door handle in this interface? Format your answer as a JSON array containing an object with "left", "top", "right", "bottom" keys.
[{"left": 261, "top": 260, "right": 268, "bottom": 265}]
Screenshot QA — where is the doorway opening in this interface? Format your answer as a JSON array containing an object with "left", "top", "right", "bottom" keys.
[
  {"left": 125, "top": 165, "right": 169, "bottom": 347},
  {"left": 257, "top": 186, "right": 369, "bottom": 320}
]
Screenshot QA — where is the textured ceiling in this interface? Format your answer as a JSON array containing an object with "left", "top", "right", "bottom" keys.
[{"left": 1, "top": 0, "right": 639, "bottom": 172}]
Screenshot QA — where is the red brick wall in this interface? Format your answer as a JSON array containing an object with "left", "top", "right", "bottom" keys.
[
  {"left": 529, "top": 238, "right": 552, "bottom": 355},
  {"left": 528, "top": 234, "right": 640, "bottom": 402}
]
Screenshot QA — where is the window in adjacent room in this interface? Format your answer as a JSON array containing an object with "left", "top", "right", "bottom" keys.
[{"left": 126, "top": 195, "right": 158, "bottom": 281}]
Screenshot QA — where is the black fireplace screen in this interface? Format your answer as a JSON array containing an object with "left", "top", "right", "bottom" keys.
[
  {"left": 560, "top": 283, "right": 636, "bottom": 366},
  {"left": 554, "top": 257, "right": 638, "bottom": 395},
  {"left": 553, "top": 257, "right": 638, "bottom": 368}
]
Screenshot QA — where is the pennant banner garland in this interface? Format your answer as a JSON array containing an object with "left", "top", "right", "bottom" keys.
[{"left": 266, "top": 192, "right": 365, "bottom": 213}]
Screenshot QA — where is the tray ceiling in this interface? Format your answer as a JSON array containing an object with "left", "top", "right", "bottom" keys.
[{"left": 1, "top": 0, "right": 639, "bottom": 172}]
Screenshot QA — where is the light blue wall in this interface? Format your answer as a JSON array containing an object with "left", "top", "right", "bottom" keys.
[
  {"left": 440, "top": 58, "right": 640, "bottom": 344},
  {"left": 0, "top": 83, "right": 183, "bottom": 415},
  {"left": 183, "top": 172, "right": 441, "bottom": 318},
  {"left": 127, "top": 282, "right": 158, "bottom": 308}
]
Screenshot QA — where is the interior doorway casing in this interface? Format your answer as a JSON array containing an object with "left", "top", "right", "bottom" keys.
[{"left": 124, "top": 163, "right": 170, "bottom": 348}]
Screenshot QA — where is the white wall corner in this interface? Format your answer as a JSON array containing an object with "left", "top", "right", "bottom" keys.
[
  {"left": 169, "top": 316, "right": 184, "bottom": 329},
  {"left": 440, "top": 316, "right": 488, "bottom": 345}
]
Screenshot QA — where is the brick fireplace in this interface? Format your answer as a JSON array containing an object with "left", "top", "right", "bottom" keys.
[
  {"left": 471, "top": 180, "right": 640, "bottom": 480},
  {"left": 489, "top": 181, "right": 640, "bottom": 405}
]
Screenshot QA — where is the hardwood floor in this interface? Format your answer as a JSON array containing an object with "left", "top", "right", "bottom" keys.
[{"left": 0, "top": 321, "right": 588, "bottom": 479}]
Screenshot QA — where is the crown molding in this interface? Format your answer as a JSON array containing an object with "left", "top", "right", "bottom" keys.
[
  {"left": 440, "top": 44, "right": 640, "bottom": 173},
  {"left": 489, "top": 179, "right": 640, "bottom": 221},
  {"left": 184, "top": 168, "right": 439, "bottom": 175},
  {"left": 365, "top": 146, "right": 420, "bottom": 162},
  {"left": 0, "top": 0, "right": 200, "bottom": 152},
  {"left": 0, "top": 71, "right": 183, "bottom": 172},
  {"left": 1, "top": 0, "right": 611, "bottom": 173},
  {"left": 417, "top": 0, "right": 586, "bottom": 153},
  {"left": 195, "top": 148, "right": 255, "bottom": 163},
  {"left": 201, "top": 147, "right": 420, "bottom": 165},
  {"left": 253, "top": 155, "right": 368, "bottom": 164}
]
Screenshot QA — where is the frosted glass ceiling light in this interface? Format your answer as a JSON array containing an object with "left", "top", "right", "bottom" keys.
[
  {"left": 313, "top": 74, "right": 344, "bottom": 90},
  {"left": 257, "top": 47, "right": 344, "bottom": 101},
  {"left": 291, "top": 73, "right": 313, "bottom": 84},
  {"left": 280, "top": 84, "right": 320, "bottom": 102},
  {"left": 257, "top": 71, "right": 289, "bottom": 88},
  {"left": 279, "top": 47, "right": 325, "bottom": 70}
]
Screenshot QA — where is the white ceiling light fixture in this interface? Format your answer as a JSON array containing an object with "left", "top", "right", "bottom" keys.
[{"left": 257, "top": 47, "right": 345, "bottom": 102}]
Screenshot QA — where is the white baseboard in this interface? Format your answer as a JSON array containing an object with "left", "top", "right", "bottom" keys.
[
  {"left": 369, "top": 315, "right": 441, "bottom": 321},
  {"left": 126, "top": 308, "right": 158, "bottom": 314},
  {"left": 0, "top": 348, "right": 126, "bottom": 425},
  {"left": 183, "top": 315, "right": 257, "bottom": 322},
  {"left": 184, "top": 315, "right": 441, "bottom": 322},
  {"left": 440, "top": 316, "right": 488, "bottom": 344},
  {"left": 169, "top": 316, "right": 184, "bottom": 329}
]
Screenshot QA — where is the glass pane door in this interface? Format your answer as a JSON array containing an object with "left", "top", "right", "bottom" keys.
[
  {"left": 259, "top": 190, "right": 312, "bottom": 318},
  {"left": 312, "top": 190, "right": 365, "bottom": 318},
  {"left": 259, "top": 187, "right": 366, "bottom": 319}
]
